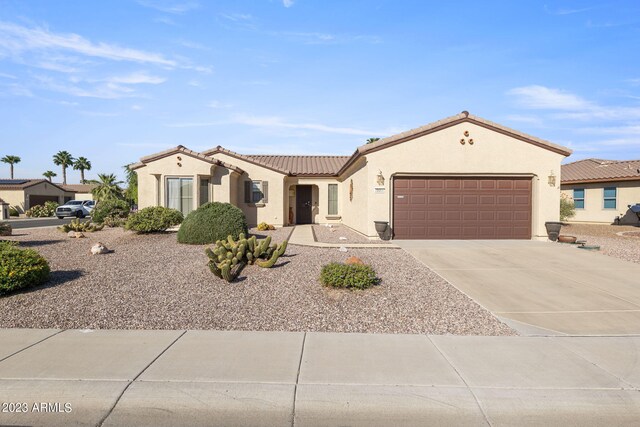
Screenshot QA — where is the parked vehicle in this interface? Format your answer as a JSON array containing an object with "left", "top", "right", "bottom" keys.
[{"left": 55, "top": 200, "right": 95, "bottom": 219}]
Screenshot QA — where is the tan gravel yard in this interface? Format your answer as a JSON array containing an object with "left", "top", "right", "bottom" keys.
[
  {"left": 0, "top": 227, "right": 513, "bottom": 335},
  {"left": 560, "top": 223, "right": 640, "bottom": 264}
]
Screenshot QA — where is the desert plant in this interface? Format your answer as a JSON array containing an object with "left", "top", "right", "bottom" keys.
[
  {"left": 0, "top": 240, "right": 18, "bottom": 251},
  {"left": 9, "top": 206, "right": 19, "bottom": 217},
  {"left": 25, "top": 201, "right": 58, "bottom": 218},
  {"left": 320, "top": 262, "right": 379, "bottom": 290},
  {"left": 102, "top": 216, "right": 125, "bottom": 228},
  {"left": 178, "top": 202, "right": 248, "bottom": 245},
  {"left": 88, "top": 173, "right": 124, "bottom": 202},
  {"left": 560, "top": 194, "right": 576, "bottom": 222},
  {"left": 125, "top": 206, "right": 183, "bottom": 233},
  {"left": 0, "top": 244, "right": 50, "bottom": 295},
  {"left": 1, "top": 155, "right": 21, "bottom": 179},
  {"left": 257, "top": 222, "right": 275, "bottom": 231},
  {"left": 204, "top": 233, "right": 288, "bottom": 282},
  {"left": 91, "top": 199, "right": 131, "bottom": 225},
  {"left": 58, "top": 219, "right": 104, "bottom": 233},
  {"left": 0, "top": 222, "right": 12, "bottom": 236}
]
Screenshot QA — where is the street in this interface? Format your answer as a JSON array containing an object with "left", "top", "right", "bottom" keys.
[{"left": 5, "top": 217, "right": 77, "bottom": 229}]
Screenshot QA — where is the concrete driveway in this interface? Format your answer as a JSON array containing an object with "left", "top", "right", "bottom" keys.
[{"left": 396, "top": 240, "right": 640, "bottom": 335}]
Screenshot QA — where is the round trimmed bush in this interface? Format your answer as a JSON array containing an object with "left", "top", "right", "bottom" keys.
[
  {"left": 320, "top": 262, "right": 379, "bottom": 290},
  {"left": 92, "top": 199, "right": 131, "bottom": 225},
  {"left": 0, "top": 244, "right": 50, "bottom": 295},
  {"left": 177, "top": 202, "right": 248, "bottom": 245},
  {"left": 125, "top": 206, "right": 183, "bottom": 233}
]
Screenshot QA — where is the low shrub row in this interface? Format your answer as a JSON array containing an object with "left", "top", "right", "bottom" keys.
[
  {"left": 92, "top": 199, "right": 130, "bottom": 226},
  {"left": 125, "top": 206, "right": 183, "bottom": 233},
  {"left": 320, "top": 262, "right": 379, "bottom": 290},
  {"left": 25, "top": 201, "right": 58, "bottom": 218}
]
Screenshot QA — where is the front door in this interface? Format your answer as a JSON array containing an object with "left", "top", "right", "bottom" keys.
[{"left": 296, "top": 185, "right": 312, "bottom": 224}]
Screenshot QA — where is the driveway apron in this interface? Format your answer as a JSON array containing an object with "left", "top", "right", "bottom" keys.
[{"left": 395, "top": 240, "right": 640, "bottom": 335}]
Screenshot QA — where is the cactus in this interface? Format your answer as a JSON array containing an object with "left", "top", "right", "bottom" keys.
[
  {"left": 58, "top": 218, "right": 104, "bottom": 233},
  {"left": 204, "top": 233, "right": 288, "bottom": 282}
]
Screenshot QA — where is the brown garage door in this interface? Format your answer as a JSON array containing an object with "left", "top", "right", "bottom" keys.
[
  {"left": 393, "top": 177, "right": 532, "bottom": 240},
  {"left": 29, "top": 195, "right": 59, "bottom": 208}
]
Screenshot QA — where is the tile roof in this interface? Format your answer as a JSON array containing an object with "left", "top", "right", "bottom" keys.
[
  {"left": 0, "top": 179, "right": 65, "bottom": 191},
  {"left": 245, "top": 155, "right": 351, "bottom": 176},
  {"left": 131, "top": 145, "right": 244, "bottom": 174},
  {"left": 61, "top": 184, "right": 97, "bottom": 193},
  {"left": 561, "top": 158, "right": 640, "bottom": 183}
]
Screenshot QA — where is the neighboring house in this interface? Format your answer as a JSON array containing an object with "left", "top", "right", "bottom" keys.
[
  {"left": 133, "top": 111, "right": 572, "bottom": 240},
  {"left": 0, "top": 180, "right": 95, "bottom": 215},
  {"left": 61, "top": 184, "right": 97, "bottom": 201},
  {"left": 561, "top": 158, "right": 640, "bottom": 225},
  {"left": 0, "top": 198, "right": 8, "bottom": 220}
]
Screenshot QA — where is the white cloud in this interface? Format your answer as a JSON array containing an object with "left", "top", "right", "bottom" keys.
[
  {"left": 137, "top": 0, "right": 199, "bottom": 14},
  {"left": 207, "top": 100, "right": 232, "bottom": 108},
  {"left": 0, "top": 21, "right": 176, "bottom": 66},
  {"left": 231, "top": 114, "right": 389, "bottom": 136},
  {"left": 107, "top": 72, "right": 166, "bottom": 84},
  {"left": 507, "top": 85, "right": 592, "bottom": 110},
  {"left": 282, "top": 0, "right": 295, "bottom": 7},
  {"left": 543, "top": 5, "right": 596, "bottom": 15},
  {"left": 220, "top": 13, "right": 253, "bottom": 22},
  {"left": 0, "top": 72, "right": 17, "bottom": 79}
]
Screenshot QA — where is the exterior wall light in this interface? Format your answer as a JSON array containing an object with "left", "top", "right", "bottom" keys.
[
  {"left": 376, "top": 170, "right": 385, "bottom": 186},
  {"left": 548, "top": 170, "right": 556, "bottom": 187}
]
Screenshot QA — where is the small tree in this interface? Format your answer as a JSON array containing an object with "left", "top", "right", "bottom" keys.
[
  {"left": 1, "top": 155, "right": 21, "bottom": 179},
  {"left": 560, "top": 194, "right": 576, "bottom": 222},
  {"left": 42, "top": 171, "right": 57, "bottom": 182},
  {"left": 123, "top": 164, "right": 138, "bottom": 205},
  {"left": 52, "top": 151, "right": 75, "bottom": 185}
]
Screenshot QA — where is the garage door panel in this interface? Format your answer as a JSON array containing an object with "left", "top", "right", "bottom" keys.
[{"left": 393, "top": 177, "right": 531, "bottom": 240}]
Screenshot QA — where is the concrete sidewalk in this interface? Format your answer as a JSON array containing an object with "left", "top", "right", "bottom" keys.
[{"left": 0, "top": 329, "right": 639, "bottom": 426}]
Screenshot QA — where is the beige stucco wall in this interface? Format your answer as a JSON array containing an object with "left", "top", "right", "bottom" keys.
[
  {"left": 284, "top": 177, "right": 342, "bottom": 225},
  {"left": 561, "top": 181, "right": 640, "bottom": 225},
  {"left": 359, "top": 122, "right": 567, "bottom": 239},
  {"left": 0, "top": 201, "right": 8, "bottom": 220},
  {"left": 210, "top": 153, "right": 287, "bottom": 227},
  {"left": 338, "top": 158, "right": 370, "bottom": 236},
  {"left": 136, "top": 153, "right": 220, "bottom": 214},
  {"left": 72, "top": 192, "right": 93, "bottom": 201},
  {"left": 0, "top": 190, "right": 26, "bottom": 213}
]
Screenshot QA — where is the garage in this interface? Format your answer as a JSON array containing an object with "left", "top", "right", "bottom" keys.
[
  {"left": 28, "top": 194, "right": 60, "bottom": 208},
  {"left": 393, "top": 177, "right": 532, "bottom": 240}
]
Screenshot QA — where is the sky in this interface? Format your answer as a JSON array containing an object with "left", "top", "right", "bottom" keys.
[{"left": 0, "top": 0, "right": 639, "bottom": 183}]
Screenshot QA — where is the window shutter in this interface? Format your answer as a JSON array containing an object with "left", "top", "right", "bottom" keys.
[
  {"left": 262, "top": 181, "right": 269, "bottom": 203},
  {"left": 244, "top": 181, "right": 251, "bottom": 203}
]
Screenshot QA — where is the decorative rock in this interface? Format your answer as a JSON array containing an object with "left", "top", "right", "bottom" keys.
[
  {"left": 339, "top": 236, "right": 347, "bottom": 240},
  {"left": 338, "top": 246, "right": 348, "bottom": 252},
  {"left": 68, "top": 231, "right": 85, "bottom": 238},
  {"left": 345, "top": 256, "right": 364, "bottom": 265},
  {"left": 91, "top": 242, "right": 110, "bottom": 255}
]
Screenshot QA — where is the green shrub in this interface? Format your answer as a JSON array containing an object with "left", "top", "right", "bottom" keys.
[
  {"left": 560, "top": 195, "right": 576, "bottom": 222},
  {"left": 320, "top": 262, "right": 379, "bottom": 290},
  {"left": 0, "top": 244, "right": 50, "bottom": 295},
  {"left": 125, "top": 206, "right": 183, "bottom": 233},
  {"left": 0, "top": 221, "right": 11, "bottom": 236},
  {"left": 91, "top": 199, "right": 130, "bottom": 225},
  {"left": 0, "top": 240, "right": 18, "bottom": 251},
  {"left": 25, "top": 201, "right": 58, "bottom": 218},
  {"left": 9, "top": 206, "right": 19, "bottom": 217},
  {"left": 178, "top": 202, "right": 248, "bottom": 245},
  {"left": 257, "top": 222, "right": 275, "bottom": 231}
]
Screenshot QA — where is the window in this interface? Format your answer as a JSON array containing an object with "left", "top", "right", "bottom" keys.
[
  {"left": 199, "top": 178, "right": 209, "bottom": 206},
  {"left": 603, "top": 187, "right": 617, "bottom": 209},
  {"left": 573, "top": 188, "right": 585, "bottom": 209},
  {"left": 328, "top": 184, "right": 338, "bottom": 215},
  {"left": 167, "top": 177, "right": 193, "bottom": 216},
  {"left": 244, "top": 180, "right": 269, "bottom": 204}
]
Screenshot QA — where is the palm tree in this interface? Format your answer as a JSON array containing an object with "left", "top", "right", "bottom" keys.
[
  {"left": 366, "top": 137, "right": 380, "bottom": 144},
  {"left": 43, "top": 171, "right": 57, "bottom": 182},
  {"left": 52, "top": 151, "right": 75, "bottom": 185},
  {"left": 73, "top": 157, "right": 92, "bottom": 183},
  {"left": 87, "top": 173, "right": 124, "bottom": 201},
  {"left": 1, "top": 155, "right": 21, "bottom": 179}
]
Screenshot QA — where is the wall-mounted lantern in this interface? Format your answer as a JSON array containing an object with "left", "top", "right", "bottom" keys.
[
  {"left": 376, "top": 170, "right": 385, "bottom": 186},
  {"left": 548, "top": 170, "right": 556, "bottom": 187}
]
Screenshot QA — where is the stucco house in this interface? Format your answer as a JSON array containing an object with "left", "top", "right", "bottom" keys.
[
  {"left": 561, "top": 158, "right": 640, "bottom": 225},
  {"left": 0, "top": 179, "right": 95, "bottom": 215},
  {"left": 133, "top": 111, "right": 572, "bottom": 240}
]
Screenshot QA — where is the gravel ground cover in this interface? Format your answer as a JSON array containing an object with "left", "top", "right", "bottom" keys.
[
  {"left": 0, "top": 227, "right": 513, "bottom": 335},
  {"left": 312, "top": 224, "right": 390, "bottom": 244},
  {"left": 560, "top": 223, "right": 640, "bottom": 264}
]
